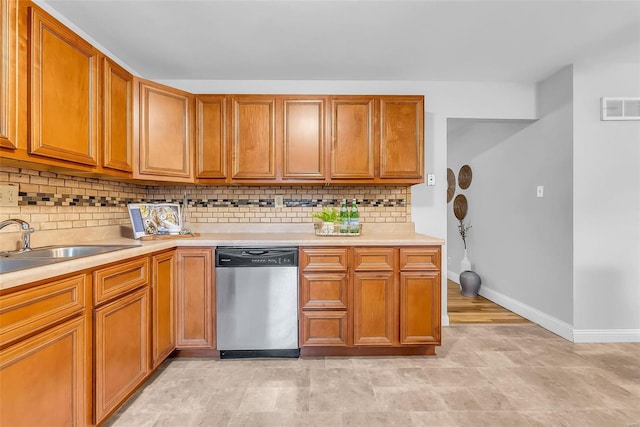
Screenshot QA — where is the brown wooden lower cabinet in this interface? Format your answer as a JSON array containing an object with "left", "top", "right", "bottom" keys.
[
  {"left": 300, "top": 310, "right": 348, "bottom": 346},
  {"left": 400, "top": 271, "right": 441, "bottom": 344},
  {"left": 352, "top": 271, "right": 395, "bottom": 346},
  {"left": 175, "top": 248, "right": 215, "bottom": 349},
  {"left": 299, "top": 246, "right": 441, "bottom": 356},
  {"left": 151, "top": 251, "right": 176, "bottom": 367},
  {"left": 94, "top": 287, "right": 149, "bottom": 424},
  {"left": 0, "top": 316, "right": 87, "bottom": 427}
]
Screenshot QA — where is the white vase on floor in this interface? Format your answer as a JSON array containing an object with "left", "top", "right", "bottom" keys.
[{"left": 460, "top": 248, "right": 471, "bottom": 272}]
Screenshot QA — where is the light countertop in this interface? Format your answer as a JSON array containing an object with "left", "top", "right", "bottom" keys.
[{"left": 0, "top": 225, "right": 444, "bottom": 291}]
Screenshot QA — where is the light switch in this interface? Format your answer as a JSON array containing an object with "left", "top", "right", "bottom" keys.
[
  {"left": 537, "top": 186, "right": 544, "bottom": 198},
  {"left": 427, "top": 174, "right": 435, "bottom": 186}
]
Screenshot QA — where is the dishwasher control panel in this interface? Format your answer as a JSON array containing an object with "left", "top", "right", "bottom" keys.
[{"left": 215, "top": 247, "right": 298, "bottom": 268}]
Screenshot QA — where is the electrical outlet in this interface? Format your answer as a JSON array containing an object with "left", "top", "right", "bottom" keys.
[
  {"left": 447, "top": 257, "right": 452, "bottom": 264},
  {"left": 537, "top": 186, "right": 544, "bottom": 198},
  {"left": 274, "top": 195, "right": 284, "bottom": 208},
  {"left": 0, "top": 184, "right": 18, "bottom": 207}
]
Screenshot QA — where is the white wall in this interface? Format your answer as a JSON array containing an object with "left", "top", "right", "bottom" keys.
[
  {"left": 445, "top": 67, "right": 574, "bottom": 338},
  {"left": 161, "top": 79, "right": 538, "bottom": 325},
  {"left": 573, "top": 62, "right": 640, "bottom": 340}
]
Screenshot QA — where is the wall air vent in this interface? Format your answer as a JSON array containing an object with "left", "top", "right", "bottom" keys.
[{"left": 601, "top": 97, "right": 640, "bottom": 121}]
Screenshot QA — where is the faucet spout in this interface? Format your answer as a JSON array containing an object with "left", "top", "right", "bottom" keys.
[{"left": 0, "top": 219, "right": 35, "bottom": 251}]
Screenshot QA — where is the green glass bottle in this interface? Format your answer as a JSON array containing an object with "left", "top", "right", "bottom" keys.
[
  {"left": 349, "top": 199, "right": 359, "bottom": 233},
  {"left": 339, "top": 199, "right": 349, "bottom": 233}
]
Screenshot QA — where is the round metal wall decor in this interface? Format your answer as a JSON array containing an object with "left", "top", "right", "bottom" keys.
[
  {"left": 458, "top": 165, "right": 472, "bottom": 189},
  {"left": 447, "top": 168, "right": 456, "bottom": 203},
  {"left": 453, "top": 194, "right": 468, "bottom": 220}
]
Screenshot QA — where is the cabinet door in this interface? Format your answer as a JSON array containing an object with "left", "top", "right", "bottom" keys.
[
  {"left": 94, "top": 287, "right": 149, "bottom": 423},
  {"left": 399, "top": 271, "right": 440, "bottom": 345},
  {"left": 102, "top": 57, "right": 133, "bottom": 173},
  {"left": 1, "top": 317, "right": 86, "bottom": 427},
  {"left": 136, "top": 79, "right": 194, "bottom": 181},
  {"left": 352, "top": 271, "right": 395, "bottom": 346},
  {"left": 300, "top": 311, "right": 348, "bottom": 346},
  {"left": 330, "top": 97, "right": 375, "bottom": 180},
  {"left": 230, "top": 96, "right": 276, "bottom": 180},
  {"left": 28, "top": 6, "right": 99, "bottom": 166},
  {"left": 196, "top": 95, "right": 226, "bottom": 180},
  {"left": 0, "top": 0, "right": 17, "bottom": 150},
  {"left": 151, "top": 251, "right": 175, "bottom": 366},
  {"left": 282, "top": 98, "right": 326, "bottom": 181},
  {"left": 0, "top": 274, "right": 86, "bottom": 346},
  {"left": 300, "top": 247, "right": 348, "bottom": 272},
  {"left": 379, "top": 96, "right": 424, "bottom": 180},
  {"left": 176, "top": 248, "right": 215, "bottom": 349},
  {"left": 300, "top": 273, "right": 348, "bottom": 310}
]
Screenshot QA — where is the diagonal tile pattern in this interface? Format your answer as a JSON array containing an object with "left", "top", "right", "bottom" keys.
[{"left": 105, "top": 324, "right": 640, "bottom": 427}]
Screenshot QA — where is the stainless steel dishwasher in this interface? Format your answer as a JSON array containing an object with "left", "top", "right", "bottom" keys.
[{"left": 215, "top": 247, "right": 299, "bottom": 358}]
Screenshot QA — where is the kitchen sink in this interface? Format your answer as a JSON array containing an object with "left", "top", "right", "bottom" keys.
[
  {"left": 4, "top": 245, "right": 140, "bottom": 259},
  {"left": 0, "top": 245, "right": 140, "bottom": 274},
  {"left": 0, "top": 257, "right": 59, "bottom": 273}
]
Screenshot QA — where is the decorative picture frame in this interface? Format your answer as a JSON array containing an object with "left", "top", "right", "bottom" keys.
[{"left": 127, "top": 203, "right": 182, "bottom": 239}]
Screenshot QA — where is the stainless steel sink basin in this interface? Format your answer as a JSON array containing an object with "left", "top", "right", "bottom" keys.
[
  {"left": 5, "top": 245, "right": 139, "bottom": 259},
  {"left": 0, "top": 245, "right": 140, "bottom": 273},
  {"left": 0, "top": 257, "right": 59, "bottom": 273}
]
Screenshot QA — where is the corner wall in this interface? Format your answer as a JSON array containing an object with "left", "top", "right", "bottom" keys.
[
  {"left": 572, "top": 62, "right": 640, "bottom": 341},
  {"left": 446, "top": 66, "right": 574, "bottom": 339}
]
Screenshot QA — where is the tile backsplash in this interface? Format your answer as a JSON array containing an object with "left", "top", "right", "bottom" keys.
[{"left": 0, "top": 166, "right": 411, "bottom": 233}]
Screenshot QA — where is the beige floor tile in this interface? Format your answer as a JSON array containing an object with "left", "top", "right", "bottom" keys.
[
  {"left": 373, "top": 386, "right": 448, "bottom": 411},
  {"left": 449, "top": 410, "right": 535, "bottom": 427},
  {"left": 341, "top": 411, "right": 413, "bottom": 426},
  {"left": 106, "top": 325, "right": 640, "bottom": 426},
  {"left": 275, "top": 387, "right": 311, "bottom": 412},
  {"left": 309, "top": 387, "right": 378, "bottom": 412},
  {"left": 249, "top": 367, "right": 310, "bottom": 388},
  {"left": 368, "top": 367, "right": 431, "bottom": 387},
  {"left": 238, "top": 387, "right": 279, "bottom": 412},
  {"left": 410, "top": 411, "right": 459, "bottom": 426},
  {"left": 310, "top": 367, "right": 371, "bottom": 390},
  {"left": 423, "top": 367, "right": 487, "bottom": 388},
  {"left": 437, "top": 387, "right": 483, "bottom": 411}
]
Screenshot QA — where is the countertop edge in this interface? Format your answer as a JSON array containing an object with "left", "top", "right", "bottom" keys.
[{"left": 0, "top": 232, "right": 444, "bottom": 291}]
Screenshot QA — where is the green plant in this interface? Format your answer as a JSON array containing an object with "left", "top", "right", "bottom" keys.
[{"left": 311, "top": 207, "right": 338, "bottom": 222}]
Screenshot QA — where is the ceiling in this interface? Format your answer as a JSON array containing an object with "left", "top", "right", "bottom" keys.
[{"left": 41, "top": 0, "right": 640, "bottom": 83}]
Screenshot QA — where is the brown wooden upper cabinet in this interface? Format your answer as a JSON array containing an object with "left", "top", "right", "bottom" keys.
[
  {"left": 0, "top": 0, "right": 17, "bottom": 151},
  {"left": 102, "top": 57, "right": 133, "bottom": 173},
  {"left": 134, "top": 79, "right": 195, "bottom": 182},
  {"left": 196, "top": 95, "right": 227, "bottom": 181},
  {"left": 229, "top": 95, "right": 277, "bottom": 181},
  {"left": 27, "top": 5, "right": 99, "bottom": 166},
  {"left": 282, "top": 97, "right": 327, "bottom": 182},
  {"left": 379, "top": 96, "right": 424, "bottom": 181},
  {"left": 330, "top": 96, "right": 376, "bottom": 180}
]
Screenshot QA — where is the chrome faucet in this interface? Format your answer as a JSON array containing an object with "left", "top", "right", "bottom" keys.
[{"left": 0, "top": 219, "right": 35, "bottom": 251}]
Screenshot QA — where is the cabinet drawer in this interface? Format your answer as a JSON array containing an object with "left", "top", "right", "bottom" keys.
[
  {"left": 399, "top": 247, "right": 440, "bottom": 271},
  {"left": 300, "top": 311, "right": 348, "bottom": 347},
  {"left": 353, "top": 247, "right": 394, "bottom": 271},
  {"left": 300, "top": 248, "right": 348, "bottom": 272},
  {"left": 93, "top": 257, "right": 149, "bottom": 305},
  {"left": 300, "top": 273, "right": 348, "bottom": 310},
  {"left": 0, "top": 274, "right": 86, "bottom": 346}
]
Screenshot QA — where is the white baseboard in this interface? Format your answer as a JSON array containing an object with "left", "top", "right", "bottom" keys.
[
  {"left": 441, "top": 315, "right": 450, "bottom": 327},
  {"left": 573, "top": 329, "right": 640, "bottom": 343},
  {"left": 447, "top": 270, "right": 460, "bottom": 284},
  {"left": 478, "top": 286, "right": 574, "bottom": 341}
]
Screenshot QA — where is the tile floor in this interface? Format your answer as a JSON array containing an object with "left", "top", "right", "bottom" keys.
[{"left": 105, "top": 324, "right": 640, "bottom": 427}]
